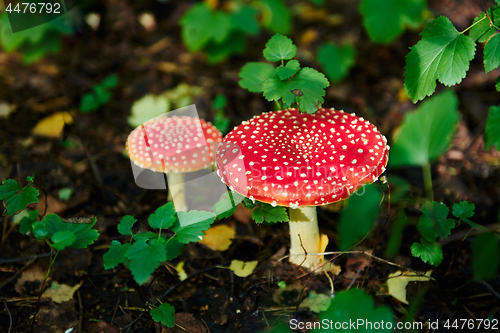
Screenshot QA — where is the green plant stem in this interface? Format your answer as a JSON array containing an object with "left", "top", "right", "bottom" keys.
[
  {"left": 460, "top": 15, "right": 487, "bottom": 34},
  {"left": 422, "top": 163, "right": 433, "bottom": 202}
]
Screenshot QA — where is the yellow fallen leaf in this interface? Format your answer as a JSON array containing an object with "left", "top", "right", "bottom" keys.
[
  {"left": 229, "top": 260, "right": 258, "bottom": 278},
  {"left": 176, "top": 262, "right": 188, "bottom": 281},
  {"left": 42, "top": 281, "right": 82, "bottom": 303},
  {"left": 32, "top": 111, "right": 73, "bottom": 138},
  {"left": 387, "top": 270, "right": 432, "bottom": 304},
  {"left": 199, "top": 224, "right": 235, "bottom": 252}
]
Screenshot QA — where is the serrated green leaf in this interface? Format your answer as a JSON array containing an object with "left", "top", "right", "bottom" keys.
[
  {"left": 252, "top": 203, "right": 288, "bottom": 224},
  {"left": 418, "top": 201, "right": 455, "bottom": 241},
  {"left": 312, "top": 288, "right": 394, "bottom": 333},
  {"left": 212, "top": 192, "right": 245, "bottom": 219},
  {"left": 452, "top": 201, "right": 475, "bottom": 219},
  {"left": 239, "top": 62, "right": 275, "bottom": 93},
  {"left": 243, "top": 198, "right": 257, "bottom": 209},
  {"left": 263, "top": 34, "right": 297, "bottom": 62},
  {"left": 484, "top": 34, "right": 500, "bottom": 73},
  {"left": 0, "top": 179, "right": 22, "bottom": 200},
  {"left": 469, "top": 6, "right": 500, "bottom": 43},
  {"left": 256, "top": 0, "right": 292, "bottom": 35},
  {"left": 133, "top": 232, "right": 156, "bottom": 243},
  {"left": 292, "top": 68, "right": 330, "bottom": 114},
  {"left": 404, "top": 16, "right": 476, "bottom": 103},
  {"left": 164, "top": 237, "right": 186, "bottom": 261},
  {"left": 360, "top": 0, "right": 426, "bottom": 44},
  {"left": 103, "top": 240, "right": 131, "bottom": 269},
  {"left": 43, "top": 214, "right": 99, "bottom": 249},
  {"left": 172, "top": 210, "right": 216, "bottom": 243},
  {"left": 51, "top": 230, "right": 77, "bottom": 251},
  {"left": 317, "top": 42, "right": 355, "bottom": 83},
  {"left": 150, "top": 302, "right": 175, "bottom": 328},
  {"left": 473, "top": 233, "right": 500, "bottom": 280},
  {"left": 149, "top": 202, "right": 176, "bottom": 229},
  {"left": 339, "top": 184, "right": 382, "bottom": 250},
  {"left": 263, "top": 67, "right": 330, "bottom": 114},
  {"left": 117, "top": 215, "right": 137, "bottom": 236},
  {"left": 275, "top": 60, "right": 300, "bottom": 80},
  {"left": 180, "top": 3, "right": 232, "bottom": 52},
  {"left": 484, "top": 105, "right": 500, "bottom": 150},
  {"left": 4, "top": 186, "right": 39, "bottom": 215},
  {"left": 126, "top": 240, "right": 167, "bottom": 285},
  {"left": 230, "top": 5, "right": 259, "bottom": 35},
  {"left": 389, "top": 90, "right": 460, "bottom": 167},
  {"left": 411, "top": 241, "right": 443, "bottom": 266}
]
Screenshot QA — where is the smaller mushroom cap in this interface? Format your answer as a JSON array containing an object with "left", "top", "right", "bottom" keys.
[
  {"left": 216, "top": 108, "right": 389, "bottom": 207},
  {"left": 126, "top": 115, "right": 222, "bottom": 173}
]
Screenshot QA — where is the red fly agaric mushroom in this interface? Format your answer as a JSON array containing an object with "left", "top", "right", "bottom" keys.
[
  {"left": 215, "top": 108, "right": 389, "bottom": 270},
  {"left": 126, "top": 115, "right": 222, "bottom": 211}
]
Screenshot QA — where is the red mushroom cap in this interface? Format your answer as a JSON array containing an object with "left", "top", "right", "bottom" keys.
[
  {"left": 216, "top": 108, "right": 389, "bottom": 207},
  {"left": 126, "top": 116, "right": 222, "bottom": 173}
]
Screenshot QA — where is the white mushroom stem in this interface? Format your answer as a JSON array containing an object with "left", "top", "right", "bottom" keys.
[
  {"left": 288, "top": 206, "right": 323, "bottom": 270},
  {"left": 167, "top": 171, "right": 187, "bottom": 212}
]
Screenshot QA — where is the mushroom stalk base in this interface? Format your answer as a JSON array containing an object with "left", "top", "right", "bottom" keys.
[
  {"left": 167, "top": 171, "right": 187, "bottom": 212},
  {"left": 288, "top": 206, "right": 323, "bottom": 271}
]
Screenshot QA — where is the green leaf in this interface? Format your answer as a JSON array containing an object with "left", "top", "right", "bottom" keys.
[
  {"left": 339, "top": 183, "right": 382, "bottom": 250},
  {"left": 117, "top": 215, "right": 137, "bottom": 236},
  {"left": 51, "top": 230, "right": 77, "bottom": 251},
  {"left": 418, "top": 201, "right": 455, "bottom": 241},
  {"left": 79, "top": 93, "right": 99, "bottom": 113},
  {"left": 239, "top": 62, "right": 275, "bottom": 93},
  {"left": 404, "top": 16, "right": 476, "bottom": 103},
  {"left": 4, "top": 186, "right": 39, "bottom": 216},
  {"left": 484, "top": 105, "right": 500, "bottom": 151},
  {"left": 252, "top": 203, "right": 288, "bottom": 224},
  {"left": 19, "top": 210, "right": 39, "bottom": 234},
  {"left": 150, "top": 302, "right": 175, "bottom": 328},
  {"left": 263, "top": 67, "right": 330, "bottom": 114},
  {"left": 212, "top": 192, "right": 245, "bottom": 219},
  {"left": 214, "top": 109, "right": 230, "bottom": 134},
  {"left": 126, "top": 240, "right": 167, "bottom": 285},
  {"left": 0, "top": 179, "right": 22, "bottom": 200},
  {"left": 469, "top": 6, "right": 500, "bottom": 43},
  {"left": 411, "top": 241, "right": 443, "bottom": 266},
  {"left": 317, "top": 42, "right": 355, "bottom": 83},
  {"left": 263, "top": 34, "right": 297, "bottom": 62},
  {"left": 230, "top": 5, "right": 259, "bottom": 35},
  {"left": 180, "top": 3, "right": 232, "bottom": 52},
  {"left": 165, "top": 237, "right": 186, "bottom": 261},
  {"left": 103, "top": 240, "right": 131, "bottom": 269},
  {"left": 484, "top": 34, "right": 500, "bottom": 73},
  {"left": 133, "top": 232, "right": 156, "bottom": 243},
  {"left": 149, "top": 202, "right": 176, "bottom": 229},
  {"left": 32, "top": 221, "right": 48, "bottom": 239},
  {"left": 43, "top": 214, "right": 99, "bottom": 249},
  {"left": 212, "top": 93, "right": 227, "bottom": 110},
  {"left": 452, "top": 201, "right": 475, "bottom": 220},
  {"left": 101, "top": 74, "right": 118, "bottom": 89},
  {"left": 389, "top": 90, "right": 460, "bottom": 167},
  {"left": 473, "top": 233, "right": 500, "bottom": 280},
  {"left": 255, "top": 0, "right": 292, "bottom": 35},
  {"left": 497, "top": 76, "right": 500, "bottom": 92},
  {"left": 93, "top": 86, "right": 111, "bottom": 104},
  {"left": 204, "top": 30, "right": 246, "bottom": 64},
  {"left": 275, "top": 60, "right": 300, "bottom": 80},
  {"left": 312, "top": 288, "right": 394, "bottom": 333},
  {"left": 172, "top": 210, "right": 216, "bottom": 244},
  {"left": 360, "top": 0, "right": 426, "bottom": 44}
]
